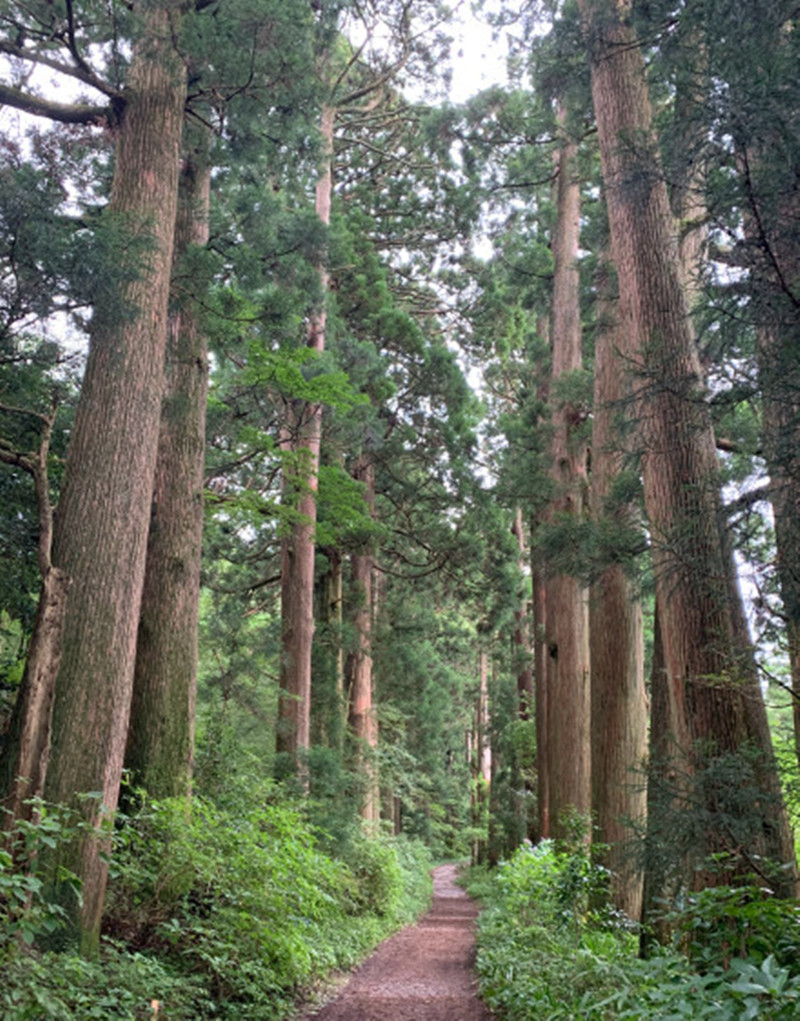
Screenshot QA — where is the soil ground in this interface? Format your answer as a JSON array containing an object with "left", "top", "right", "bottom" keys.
[{"left": 297, "top": 862, "right": 494, "bottom": 1021}]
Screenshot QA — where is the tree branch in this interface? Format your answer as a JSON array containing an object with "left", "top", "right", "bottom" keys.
[
  {"left": 0, "top": 83, "right": 112, "bottom": 124},
  {"left": 0, "top": 40, "right": 122, "bottom": 100}
]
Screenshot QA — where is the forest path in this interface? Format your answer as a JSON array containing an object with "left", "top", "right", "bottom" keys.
[{"left": 297, "top": 862, "right": 494, "bottom": 1021}]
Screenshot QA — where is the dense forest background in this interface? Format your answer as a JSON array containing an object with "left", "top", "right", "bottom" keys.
[{"left": 1, "top": 0, "right": 800, "bottom": 1018}]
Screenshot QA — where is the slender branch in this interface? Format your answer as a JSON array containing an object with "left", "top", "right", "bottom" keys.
[
  {"left": 0, "top": 40, "right": 122, "bottom": 99},
  {"left": 0, "top": 83, "right": 111, "bottom": 124}
]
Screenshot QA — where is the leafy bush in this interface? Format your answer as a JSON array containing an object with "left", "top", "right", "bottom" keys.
[
  {"left": 2, "top": 788, "right": 432, "bottom": 1020},
  {"left": 666, "top": 880, "right": 800, "bottom": 970},
  {"left": 0, "top": 800, "right": 84, "bottom": 949},
  {"left": 0, "top": 944, "right": 211, "bottom": 1021},
  {"left": 468, "top": 839, "right": 634, "bottom": 1019},
  {"left": 469, "top": 840, "right": 800, "bottom": 1021}
]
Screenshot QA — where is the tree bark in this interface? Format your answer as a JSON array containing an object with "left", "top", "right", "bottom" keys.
[
  {"left": 545, "top": 117, "right": 591, "bottom": 839},
  {"left": 533, "top": 317, "right": 551, "bottom": 842},
  {"left": 40, "top": 4, "right": 186, "bottom": 954},
  {"left": 511, "top": 508, "right": 534, "bottom": 719},
  {"left": 124, "top": 123, "right": 211, "bottom": 800},
  {"left": 346, "top": 457, "right": 380, "bottom": 828},
  {"left": 589, "top": 247, "right": 647, "bottom": 919},
  {"left": 312, "top": 546, "right": 345, "bottom": 749},
  {"left": 276, "top": 104, "right": 334, "bottom": 766},
  {"left": 578, "top": 0, "right": 796, "bottom": 906}
]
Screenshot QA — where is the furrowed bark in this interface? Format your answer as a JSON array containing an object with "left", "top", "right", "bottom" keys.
[
  {"left": 125, "top": 122, "right": 211, "bottom": 800},
  {"left": 41, "top": 4, "right": 186, "bottom": 955}
]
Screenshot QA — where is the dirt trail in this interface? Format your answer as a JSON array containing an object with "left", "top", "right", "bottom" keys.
[{"left": 298, "top": 862, "right": 494, "bottom": 1021}]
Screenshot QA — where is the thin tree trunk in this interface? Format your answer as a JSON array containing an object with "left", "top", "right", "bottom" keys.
[
  {"left": 346, "top": 457, "right": 379, "bottom": 828},
  {"left": 512, "top": 508, "right": 534, "bottom": 718},
  {"left": 511, "top": 507, "right": 535, "bottom": 842},
  {"left": 125, "top": 123, "right": 211, "bottom": 800},
  {"left": 533, "top": 317, "right": 551, "bottom": 842},
  {"left": 40, "top": 4, "right": 186, "bottom": 955},
  {"left": 312, "top": 546, "right": 345, "bottom": 748},
  {"left": 0, "top": 410, "right": 69, "bottom": 832},
  {"left": 471, "top": 646, "right": 491, "bottom": 864},
  {"left": 277, "top": 104, "right": 334, "bottom": 766},
  {"left": 759, "top": 323, "right": 800, "bottom": 773},
  {"left": 741, "top": 140, "right": 800, "bottom": 773},
  {"left": 532, "top": 553, "right": 549, "bottom": 841},
  {"left": 578, "top": 0, "right": 796, "bottom": 907},
  {"left": 545, "top": 115, "right": 591, "bottom": 839},
  {"left": 589, "top": 246, "right": 647, "bottom": 919}
]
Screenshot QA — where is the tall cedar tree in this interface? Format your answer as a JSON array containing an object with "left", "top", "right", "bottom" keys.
[
  {"left": 0, "top": 2, "right": 187, "bottom": 951},
  {"left": 45, "top": 4, "right": 185, "bottom": 952},
  {"left": 576, "top": 0, "right": 796, "bottom": 904},
  {"left": 124, "top": 123, "right": 211, "bottom": 798},
  {"left": 544, "top": 116, "right": 591, "bottom": 836},
  {"left": 345, "top": 456, "right": 379, "bottom": 825},
  {"left": 589, "top": 245, "right": 647, "bottom": 919},
  {"left": 277, "top": 102, "right": 335, "bottom": 764}
]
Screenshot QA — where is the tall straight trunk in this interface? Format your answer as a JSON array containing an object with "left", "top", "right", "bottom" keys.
[
  {"left": 471, "top": 646, "right": 491, "bottom": 864},
  {"left": 758, "top": 312, "right": 800, "bottom": 774},
  {"left": 0, "top": 411, "right": 69, "bottom": 831},
  {"left": 511, "top": 508, "right": 534, "bottom": 718},
  {"left": 125, "top": 123, "right": 211, "bottom": 799},
  {"left": 511, "top": 508, "right": 535, "bottom": 842},
  {"left": 276, "top": 105, "right": 334, "bottom": 764},
  {"left": 312, "top": 546, "right": 345, "bottom": 748},
  {"left": 739, "top": 97, "right": 800, "bottom": 772},
  {"left": 589, "top": 247, "right": 647, "bottom": 919},
  {"left": 578, "top": 0, "right": 796, "bottom": 903},
  {"left": 39, "top": 3, "right": 186, "bottom": 955},
  {"left": 545, "top": 118, "right": 591, "bottom": 838},
  {"left": 532, "top": 553, "right": 549, "bottom": 840},
  {"left": 346, "top": 457, "right": 379, "bottom": 827},
  {"left": 533, "top": 317, "right": 551, "bottom": 842}
]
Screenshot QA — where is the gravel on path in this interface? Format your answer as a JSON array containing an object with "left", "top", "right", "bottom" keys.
[{"left": 298, "top": 862, "right": 494, "bottom": 1021}]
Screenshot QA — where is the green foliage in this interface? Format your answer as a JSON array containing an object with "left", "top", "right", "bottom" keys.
[
  {"left": 103, "top": 789, "right": 431, "bottom": 1019},
  {"left": 0, "top": 945, "right": 211, "bottom": 1021},
  {"left": 469, "top": 841, "right": 635, "bottom": 1020},
  {"left": 2, "top": 786, "right": 432, "bottom": 1020},
  {"left": 0, "top": 802, "right": 83, "bottom": 950},
  {"left": 667, "top": 883, "right": 800, "bottom": 972},
  {"left": 469, "top": 839, "right": 800, "bottom": 1021}
]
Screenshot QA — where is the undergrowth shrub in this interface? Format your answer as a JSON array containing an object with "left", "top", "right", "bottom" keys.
[
  {"left": 105, "top": 788, "right": 431, "bottom": 1018},
  {"left": 2, "top": 787, "right": 432, "bottom": 1020},
  {"left": 468, "top": 840, "right": 800, "bottom": 1021}
]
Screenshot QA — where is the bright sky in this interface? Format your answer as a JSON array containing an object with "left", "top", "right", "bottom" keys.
[{"left": 449, "top": 8, "right": 509, "bottom": 101}]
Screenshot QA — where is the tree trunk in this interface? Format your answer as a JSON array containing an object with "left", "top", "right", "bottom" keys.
[
  {"left": 511, "top": 507, "right": 536, "bottom": 842},
  {"left": 124, "top": 123, "right": 211, "bottom": 800},
  {"left": 0, "top": 411, "right": 69, "bottom": 833},
  {"left": 545, "top": 117, "right": 591, "bottom": 839},
  {"left": 312, "top": 546, "right": 345, "bottom": 748},
  {"left": 589, "top": 247, "right": 647, "bottom": 919},
  {"left": 346, "top": 457, "right": 379, "bottom": 828},
  {"left": 511, "top": 508, "right": 534, "bottom": 718},
  {"left": 533, "top": 317, "right": 551, "bottom": 842},
  {"left": 578, "top": 0, "right": 796, "bottom": 906},
  {"left": 532, "top": 553, "right": 549, "bottom": 841},
  {"left": 759, "top": 315, "right": 800, "bottom": 774},
  {"left": 740, "top": 130, "right": 800, "bottom": 774},
  {"left": 276, "top": 105, "right": 334, "bottom": 766},
  {"left": 40, "top": 4, "right": 186, "bottom": 955},
  {"left": 471, "top": 646, "right": 491, "bottom": 864}
]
